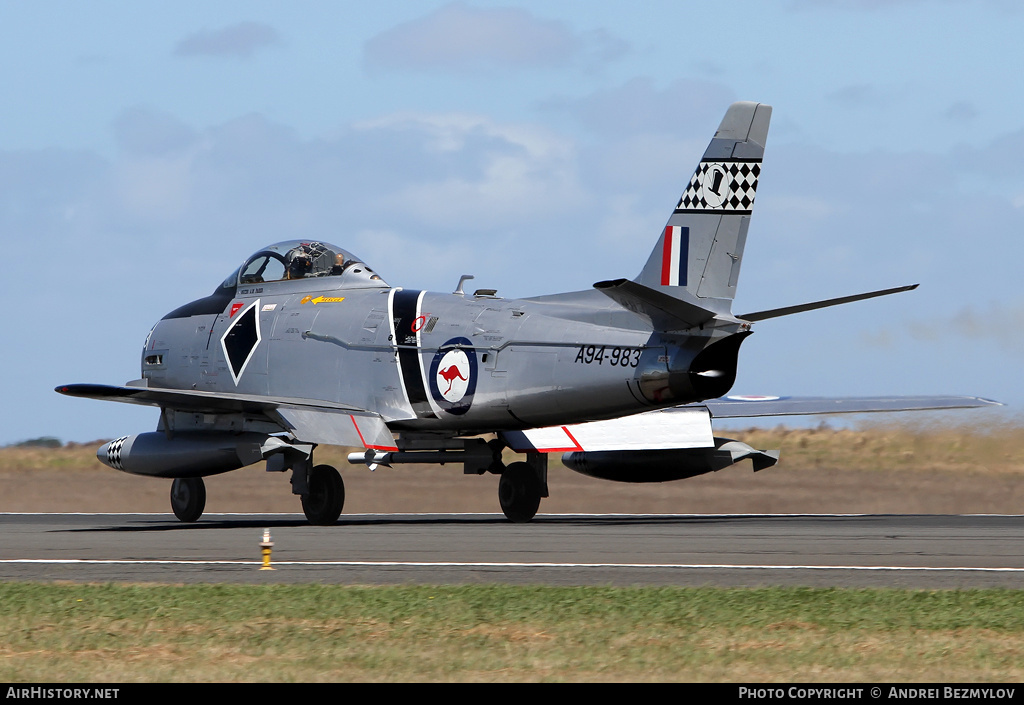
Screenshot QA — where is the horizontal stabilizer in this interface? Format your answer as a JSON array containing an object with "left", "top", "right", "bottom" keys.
[
  {"left": 594, "top": 278, "right": 720, "bottom": 330},
  {"left": 501, "top": 407, "right": 714, "bottom": 452},
  {"left": 689, "top": 395, "right": 1002, "bottom": 418},
  {"left": 739, "top": 284, "right": 918, "bottom": 322}
]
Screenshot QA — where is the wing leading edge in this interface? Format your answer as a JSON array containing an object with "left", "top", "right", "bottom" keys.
[
  {"left": 696, "top": 395, "right": 1002, "bottom": 418},
  {"left": 54, "top": 383, "right": 398, "bottom": 450}
]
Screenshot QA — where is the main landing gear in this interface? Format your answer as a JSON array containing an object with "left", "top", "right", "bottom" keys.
[
  {"left": 301, "top": 464, "right": 345, "bottom": 525},
  {"left": 498, "top": 462, "right": 543, "bottom": 523},
  {"left": 170, "top": 477, "right": 206, "bottom": 522},
  {"left": 347, "top": 436, "right": 548, "bottom": 522}
]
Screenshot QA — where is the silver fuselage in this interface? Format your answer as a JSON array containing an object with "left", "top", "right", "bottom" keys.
[{"left": 143, "top": 275, "right": 743, "bottom": 434}]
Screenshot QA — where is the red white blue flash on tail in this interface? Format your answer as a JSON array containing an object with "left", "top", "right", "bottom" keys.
[{"left": 660, "top": 226, "right": 689, "bottom": 286}]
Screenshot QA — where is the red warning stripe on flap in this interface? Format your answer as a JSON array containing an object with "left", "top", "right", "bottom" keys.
[{"left": 350, "top": 415, "right": 399, "bottom": 451}]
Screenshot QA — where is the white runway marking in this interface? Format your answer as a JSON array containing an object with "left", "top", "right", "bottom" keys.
[
  {"left": 3, "top": 511, "right": 1022, "bottom": 518},
  {"left": 2, "top": 559, "right": 1023, "bottom": 573}
]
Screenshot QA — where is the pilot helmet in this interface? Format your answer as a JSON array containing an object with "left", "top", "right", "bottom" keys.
[{"left": 285, "top": 248, "right": 313, "bottom": 279}]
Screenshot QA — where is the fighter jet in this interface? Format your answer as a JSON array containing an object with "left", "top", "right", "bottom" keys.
[{"left": 56, "top": 102, "right": 998, "bottom": 524}]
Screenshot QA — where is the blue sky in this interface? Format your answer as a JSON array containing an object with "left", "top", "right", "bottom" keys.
[{"left": 1, "top": 0, "right": 1020, "bottom": 444}]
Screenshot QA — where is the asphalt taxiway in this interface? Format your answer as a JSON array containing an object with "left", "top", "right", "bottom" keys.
[{"left": 2, "top": 512, "right": 1022, "bottom": 588}]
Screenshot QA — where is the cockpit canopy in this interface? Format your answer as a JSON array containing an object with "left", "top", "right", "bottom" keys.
[{"left": 234, "top": 240, "right": 387, "bottom": 288}]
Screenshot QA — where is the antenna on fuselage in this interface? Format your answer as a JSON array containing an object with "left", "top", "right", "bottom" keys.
[{"left": 454, "top": 274, "right": 475, "bottom": 296}]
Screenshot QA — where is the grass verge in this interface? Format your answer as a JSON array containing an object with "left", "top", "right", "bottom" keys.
[{"left": 2, "top": 583, "right": 1023, "bottom": 682}]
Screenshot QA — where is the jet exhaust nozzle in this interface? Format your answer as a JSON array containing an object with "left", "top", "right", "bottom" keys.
[
  {"left": 561, "top": 437, "right": 778, "bottom": 483},
  {"left": 97, "top": 431, "right": 272, "bottom": 478},
  {"left": 640, "top": 332, "right": 751, "bottom": 405}
]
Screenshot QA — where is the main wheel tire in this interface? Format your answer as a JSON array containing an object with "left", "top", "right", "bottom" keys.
[
  {"left": 302, "top": 464, "right": 345, "bottom": 526},
  {"left": 498, "top": 462, "right": 541, "bottom": 523},
  {"left": 170, "top": 477, "right": 206, "bottom": 522}
]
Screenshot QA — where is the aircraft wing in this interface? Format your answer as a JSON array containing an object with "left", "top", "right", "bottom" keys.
[
  {"left": 501, "top": 407, "right": 715, "bottom": 452},
  {"left": 500, "top": 394, "right": 1000, "bottom": 454},
  {"left": 55, "top": 383, "right": 398, "bottom": 450},
  {"left": 694, "top": 395, "right": 1002, "bottom": 418}
]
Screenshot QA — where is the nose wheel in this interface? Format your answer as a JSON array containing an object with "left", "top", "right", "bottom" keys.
[
  {"left": 170, "top": 477, "right": 206, "bottom": 522},
  {"left": 301, "top": 464, "right": 345, "bottom": 525},
  {"left": 498, "top": 462, "right": 542, "bottom": 522}
]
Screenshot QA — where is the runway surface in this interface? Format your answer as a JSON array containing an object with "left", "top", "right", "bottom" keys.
[{"left": 2, "top": 512, "right": 1023, "bottom": 588}]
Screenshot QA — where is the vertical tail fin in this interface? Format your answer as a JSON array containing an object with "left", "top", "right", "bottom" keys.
[{"left": 636, "top": 101, "right": 771, "bottom": 309}]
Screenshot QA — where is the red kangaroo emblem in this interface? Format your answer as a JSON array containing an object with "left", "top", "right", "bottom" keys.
[{"left": 438, "top": 365, "right": 468, "bottom": 395}]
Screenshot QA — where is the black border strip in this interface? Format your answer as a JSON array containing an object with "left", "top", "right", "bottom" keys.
[{"left": 391, "top": 289, "right": 436, "bottom": 419}]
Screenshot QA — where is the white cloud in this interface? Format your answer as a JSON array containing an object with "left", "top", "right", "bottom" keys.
[
  {"left": 541, "top": 77, "right": 736, "bottom": 137},
  {"left": 363, "top": 2, "right": 626, "bottom": 73},
  {"left": 825, "top": 83, "right": 904, "bottom": 109},
  {"left": 112, "top": 107, "right": 198, "bottom": 156},
  {"left": 174, "top": 21, "right": 281, "bottom": 59},
  {"left": 788, "top": 0, "right": 967, "bottom": 10},
  {"left": 114, "top": 153, "right": 197, "bottom": 221},
  {"left": 760, "top": 195, "right": 838, "bottom": 221},
  {"left": 592, "top": 193, "right": 659, "bottom": 250},
  {"left": 349, "top": 228, "right": 478, "bottom": 289},
  {"left": 944, "top": 100, "right": 979, "bottom": 123},
  {"left": 352, "top": 113, "right": 587, "bottom": 229}
]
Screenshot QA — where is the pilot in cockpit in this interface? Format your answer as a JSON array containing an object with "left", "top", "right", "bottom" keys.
[
  {"left": 285, "top": 247, "right": 313, "bottom": 280},
  {"left": 241, "top": 240, "right": 386, "bottom": 285}
]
